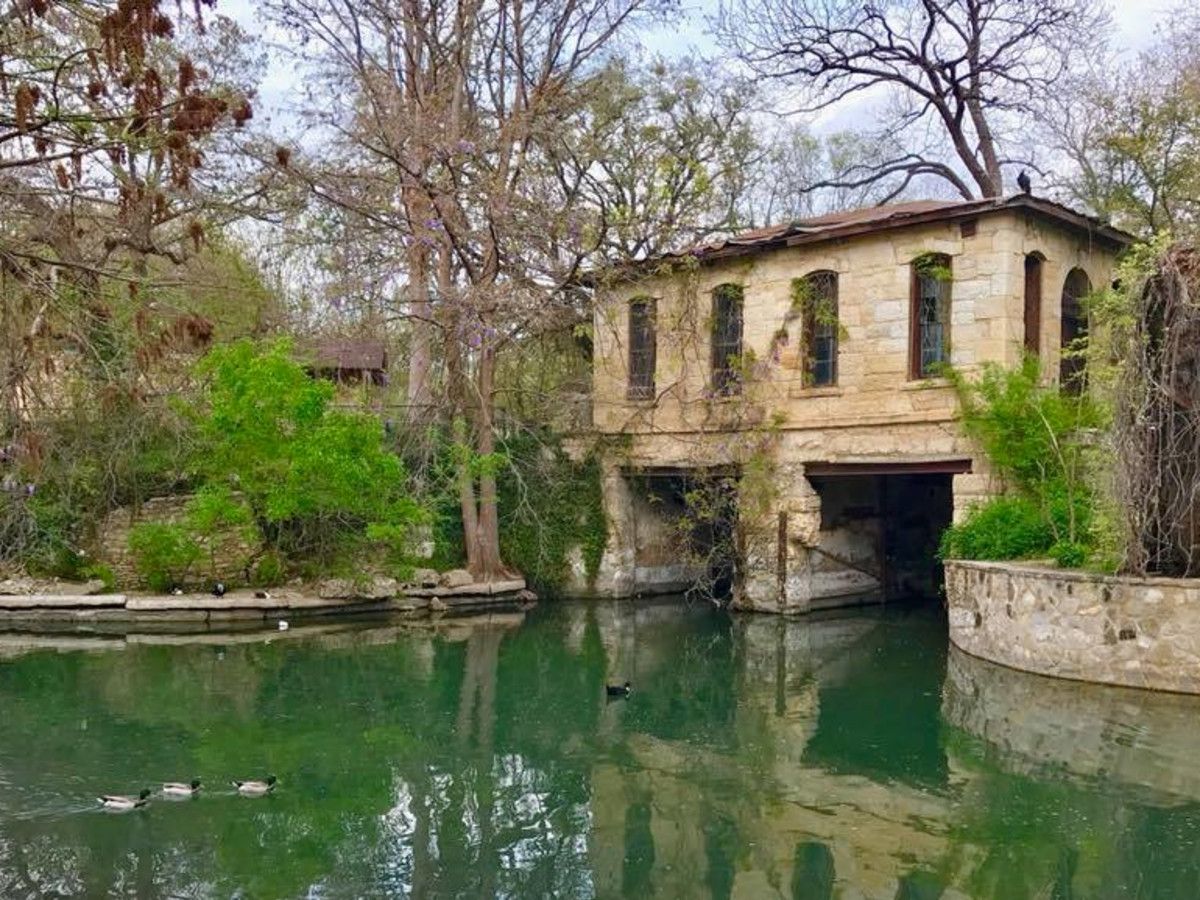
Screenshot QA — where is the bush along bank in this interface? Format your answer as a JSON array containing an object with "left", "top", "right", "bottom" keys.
[{"left": 940, "top": 356, "right": 1114, "bottom": 570}]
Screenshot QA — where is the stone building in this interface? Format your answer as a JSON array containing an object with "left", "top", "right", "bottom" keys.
[{"left": 581, "top": 195, "right": 1132, "bottom": 613}]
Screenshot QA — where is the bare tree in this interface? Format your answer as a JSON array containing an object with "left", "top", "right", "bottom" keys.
[
  {"left": 268, "top": 0, "right": 668, "bottom": 580},
  {"left": 720, "top": 0, "right": 1106, "bottom": 200},
  {"left": 1, "top": 2, "right": 263, "bottom": 425}
]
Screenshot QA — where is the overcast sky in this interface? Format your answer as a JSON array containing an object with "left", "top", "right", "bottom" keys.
[{"left": 222, "top": 0, "right": 1177, "bottom": 143}]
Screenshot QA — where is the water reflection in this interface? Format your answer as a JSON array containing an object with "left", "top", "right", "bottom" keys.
[
  {"left": 944, "top": 644, "right": 1200, "bottom": 806},
  {"left": 0, "top": 602, "right": 1196, "bottom": 898}
]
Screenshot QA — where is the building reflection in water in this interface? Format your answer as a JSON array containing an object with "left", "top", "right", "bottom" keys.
[{"left": 0, "top": 603, "right": 1199, "bottom": 898}]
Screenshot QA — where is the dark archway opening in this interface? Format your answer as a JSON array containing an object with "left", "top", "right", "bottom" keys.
[
  {"left": 629, "top": 469, "right": 739, "bottom": 603},
  {"left": 806, "top": 472, "right": 954, "bottom": 606}
]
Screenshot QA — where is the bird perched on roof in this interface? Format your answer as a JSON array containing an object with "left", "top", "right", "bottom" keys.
[{"left": 1017, "top": 170, "right": 1032, "bottom": 195}]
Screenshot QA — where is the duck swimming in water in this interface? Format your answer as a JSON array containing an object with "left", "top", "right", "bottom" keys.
[
  {"left": 98, "top": 789, "right": 151, "bottom": 811},
  {"left": 233, "top": 775, "right": 277, "bottom": 796},
  {"left": 606, "top": 681, "right": 632, "bottom": 698},
  {"left": 162, "top": 779, "right": 201, "bottom": 798}
]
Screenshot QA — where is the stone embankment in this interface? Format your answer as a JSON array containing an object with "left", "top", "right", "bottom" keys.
[
  {"left": 945, "top": 559, "right": 1200, "bottom": 694},
  {"left": 0, "top": 569, "right": 533, "bottom": 626}
]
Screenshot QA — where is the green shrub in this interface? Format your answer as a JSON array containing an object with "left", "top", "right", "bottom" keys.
[
  {"left": 251, "top": 551, "right": 286, "bottom": 587},
  {"left": 82, "top": 562, "right": 117, "bottom": 592},
  {"left": 496, "top": 432, "right": 607, "bottom": 592},
  {"left": 1049, "top": 541, "right": 1087, "bottom": 568},
  {"left": 939, "top": 497, "right": 1054, "bottom": 561},
  {"left": 0, "top": 396, "right": 191, "bottom": 577},
  {"left": 184, "top": 484, "right": 259, "bottom": 580},
  {"left": 190, "top": 339, "right": 423, "bottom": 565},
  {"left": 946, "top": 357, "right": 1106, "bottom": 567},
  {"left": 128, "top": 522, "right": 200, "bottom": 591}
]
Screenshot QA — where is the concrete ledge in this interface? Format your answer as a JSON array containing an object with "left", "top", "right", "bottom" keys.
[
  {"left": 0, "top": 583, "right": 523, "bottom": 625},
  {"left": 405, "top": 578, "right": 527, "bottom": 598},
  {"left": 0, "top": 594, "right": 126, "bottom": 609},
  {"left": 945, "top": 559, "right": 1200, "bottom": 694}
]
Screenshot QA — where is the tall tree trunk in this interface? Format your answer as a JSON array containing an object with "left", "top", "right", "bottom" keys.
[
  {"left": 405, "top": 240, "right": 433, "bottom": 423},
  {"left": 468, "top": 338, "right": 505, "bottom": 579}
]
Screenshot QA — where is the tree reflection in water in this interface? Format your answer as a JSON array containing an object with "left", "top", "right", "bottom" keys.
[{"left": 0, "top": 603, "right": 1197, "bottom": 897}]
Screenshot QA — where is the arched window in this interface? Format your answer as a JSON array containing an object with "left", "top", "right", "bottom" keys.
[
  {"left": 1060, "top": 268, "right": 1092, "bottom": 393},
  {"left": 711, "top": 283, "right": 744, "bottom": 396},
  {"left": 802, "top": 271, "right": 838, "bottom": 386},
  {"left": 627, "top": 296, "right": 656, "bottom": 401},
  {"left": 1024, "top": 253, "right": 1044, "bottom": 356},
  {"left": 909, "top": 254, "right": 952, "bottom": 379}
]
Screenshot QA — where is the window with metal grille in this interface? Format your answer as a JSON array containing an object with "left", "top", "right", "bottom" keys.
[
  {"left": 910, "top": 256, "right": 952, "bottom": 379},
  {"left": 802, "top": 271, "right": 838, "bottom": 386},
  {"left": 711, "top": 284, "right": 744, "bottom": 396},
  {"left": 627, "top": 297, "right": 656, "bottom": 401}
]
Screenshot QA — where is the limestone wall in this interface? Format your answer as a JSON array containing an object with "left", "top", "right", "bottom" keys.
[
  {"left": 98, "top": 495, "right": 262, "bottom": 588},
  {"left": 945, "top": 559, "right": 1200, "bottom": 693},
  {"left": 592, "top": 208, "right": 1116, "bottom": 441}
]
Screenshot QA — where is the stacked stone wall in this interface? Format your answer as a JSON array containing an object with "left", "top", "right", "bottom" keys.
[
  {"left": 946, "top": 559, "right": 1200, "bottom": 693},
  {"left": 98, "top": 495, "right": 262, "bottom": 588}
]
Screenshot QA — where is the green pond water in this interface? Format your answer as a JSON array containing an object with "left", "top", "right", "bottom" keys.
[{"left": 1, "top": 601, "right": 1199, "bottom": 899}]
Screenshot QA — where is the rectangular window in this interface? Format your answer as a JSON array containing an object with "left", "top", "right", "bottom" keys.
[
  {"left": 711, "top": 284, "right": 744, "bottom": 396},
  {"left": 910, "top": 257, "right": 951, "bottom": 379},
  {"left": 803, "top": 272, "right": 838, "bottom": 387},
  {"left": 627, "top": 298, "right": 656, "bottom": 401}
]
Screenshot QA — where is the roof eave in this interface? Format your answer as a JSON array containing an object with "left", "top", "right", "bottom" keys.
[{"left": 593, "top": 196, "right": 1135, "bottom": 286}]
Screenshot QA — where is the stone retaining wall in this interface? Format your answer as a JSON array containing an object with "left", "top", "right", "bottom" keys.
[
  {"left": 98, "top": 495, "right": 262, "bottom": 587},
  {"left": 945, "top": 559, "right": 1200, "bottom": 693}
]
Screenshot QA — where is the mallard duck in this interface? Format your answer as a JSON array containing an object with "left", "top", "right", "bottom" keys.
[
  {"left": 162, "top": 778, "right": 201, "bottom": 798},
  {"left": 253, "top": 590, "right": 271, "bottom": 600},
  {"left": 98, "top": 789, "right": 150, "bottom": 811},
  {"left": 233, "top": 775, "right": 277, "bottom": 796},
  {"left": 170, "top": 587, "right": 184, "bottom": 596},
  {"left": 606, "top": 681, "right": 632, "bottom": 697}
]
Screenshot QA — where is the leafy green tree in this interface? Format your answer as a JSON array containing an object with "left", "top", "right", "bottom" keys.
[{"left": 190, "top": 339, "right": 422, "bottom": 565}]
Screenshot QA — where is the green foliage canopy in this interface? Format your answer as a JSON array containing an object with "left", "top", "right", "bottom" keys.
[
  {"left": 128, "top": 340, "right": 423, "bottom": 587},
  {"left": 192, "top": 339, "right": 420, "bottom": 537}
]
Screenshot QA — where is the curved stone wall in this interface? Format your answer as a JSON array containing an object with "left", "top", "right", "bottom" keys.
[{"left": 945, "top": 559, "right": 1200, "bottom": 694}]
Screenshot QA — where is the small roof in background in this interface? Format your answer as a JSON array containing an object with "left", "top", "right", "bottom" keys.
[{"left": 302, "top": 338, "right": 389, "bottom": 372}]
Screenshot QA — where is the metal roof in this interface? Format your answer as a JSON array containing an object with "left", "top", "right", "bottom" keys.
[{"left": 661, "top": 195, "right": 1135, "bottom": 265}]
